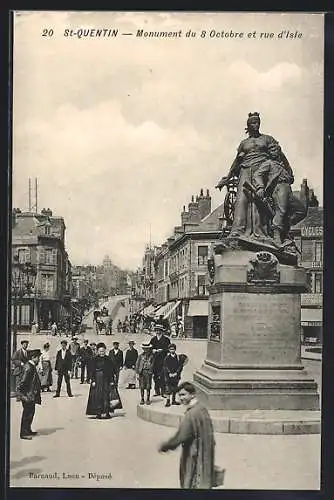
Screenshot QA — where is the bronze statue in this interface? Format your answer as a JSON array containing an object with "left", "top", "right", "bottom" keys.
[{"left": 216, "top": 112, "right": 308, "bottom": 253}]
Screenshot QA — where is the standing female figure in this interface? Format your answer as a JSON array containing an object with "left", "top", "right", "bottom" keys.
[
  {"left": 38, "top": 342, "right": 53, "bottom": 392},
  {"left": 86, "top": 342, "right": 122, "bottom": 419}
]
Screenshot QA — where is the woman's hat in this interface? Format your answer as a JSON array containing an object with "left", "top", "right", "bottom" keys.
[
  {"left": 154, "top": 324, "right": 164, "bottom": 331},
  {"left": 129, "top": 340, "right": 135, "bottom": 345},
  {"left": 96, "top": 342, "right": 106, "bottom": 350}
]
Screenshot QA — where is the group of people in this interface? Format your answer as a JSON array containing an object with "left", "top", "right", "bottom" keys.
[{"left": 11, "top": 332, "right": 221, "bottom": 489}]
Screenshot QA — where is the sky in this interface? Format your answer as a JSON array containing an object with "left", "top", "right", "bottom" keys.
[{"left": 12, "top": 11, "right": 324, "bottom": 270}]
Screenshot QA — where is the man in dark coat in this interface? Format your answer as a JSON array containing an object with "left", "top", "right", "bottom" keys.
[
  {"left": 158, "top": 381, "right": 215, "bottom": 489},
  {"left": 53, "top": 340, "right": 73, "bottom": 398},
  {"left": 79, "top": 339, "right": 92, "bottom": 384},
  {"left": 16, "top": 349, "right": 42, "bottom": 440},
  {"left": 124, "top": 340, "right": 138, "bottom": 389},
  {"left": 150, "top": 324, "right": 171, "bottom": 396},
  {"left": 108, "top": 341, "right": 123, "bottom": 387},
  {"left": 11, "top": 339, "right": 29, "bottom": 399},
  {"left": 163, "top": 344, "right": 188, "bottom": 407}
]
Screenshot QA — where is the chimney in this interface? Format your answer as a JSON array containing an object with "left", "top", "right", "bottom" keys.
[
  {"left": 198, "top": 188, "right": 212, "bottom": 220},
  {"left": 188, "top": 195, "right": 201, "bottom": 224},
  {"left": 167, "top": 236, "right": 175, "bottom": 247},
  {"left": 181, "top": 205, "right": 189, "bottom": 226},
  {"left": 174, "top": 225, "right": 184, "bottom": 238}
]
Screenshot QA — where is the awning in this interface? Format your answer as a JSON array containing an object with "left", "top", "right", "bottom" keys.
[
  {"left": 142, "top": 304, "right": 155, "bottom": 316},
  {"left": 187, "top": 300, "right": 208, "bottom": 317},
  {"left": 164, "top": 300, "right": 181, "bottom": 319},
  {"left": 154, "top": 303, "right": 169, "bottom": 318},
  {"left": 301, "top": 308, "right": 322, "bottom": 326}
]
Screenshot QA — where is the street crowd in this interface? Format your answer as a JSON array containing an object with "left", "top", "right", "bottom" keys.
[{"left": 11, "top": 320, "right": 223, "bottom": 488}]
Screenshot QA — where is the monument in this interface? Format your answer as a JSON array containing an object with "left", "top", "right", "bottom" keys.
[{"left": 193, "top": 112, "right": 320, "bottom": 410}]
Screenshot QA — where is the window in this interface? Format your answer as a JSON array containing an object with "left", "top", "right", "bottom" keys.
[
  {"left": 197, "top": 274, "right": 207, "bottom": 296},
  {"left": 314, "top": 273, "right": 322, "bottom": 293},
  {"left": 45, "top": 225, "right": 51, "bottom": 235},
  {"left": 198, "top": 246, "right": 208, "bottom": 265},
  {"left": 42, "top": 248, "right": 57, "bottom": 265},
  {"left": 314, "top": 242, "right": 323, "bottom": 263},
  {"left": 41, "top": 274, "right": 54, "bottom": 295},
  {"left": 17, "top": 248, "right": 30, "bottom": 263},
  {"left": 306, "top": 272, "right": 312, "bottom": 290},
  {"left": 301, "top": 240, "right": 313, "bottom": 262}
]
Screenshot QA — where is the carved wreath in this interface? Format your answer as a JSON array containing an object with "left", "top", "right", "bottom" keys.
[{"left": 247, "top": 251, "right": 280, "bottom": 283}]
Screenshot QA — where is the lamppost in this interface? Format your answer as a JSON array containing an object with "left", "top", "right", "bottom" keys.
[{"left": 11, "top": 255, "right": 37, "bottom": 354}]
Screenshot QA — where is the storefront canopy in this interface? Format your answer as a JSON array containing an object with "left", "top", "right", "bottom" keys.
[
  {"left": 142, "top": 304, "right": 156, "bottom": 316},
  {"left": 301, "top": 308, "right": 323, "bottom": 326},
  {"left": 187, "top": 300, "right": 208, "bottom": 317},
  {"left": 164, "top": 300, "right": 181, "bottom": 319}
]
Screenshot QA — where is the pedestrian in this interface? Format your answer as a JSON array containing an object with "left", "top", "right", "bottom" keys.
[
  {"left": 11, "top": 339, "right": 30, "bottom": 400},
  {"left": 124, "top": 340, "right": 138, "bottom": 389},
  {"left": 108, "top": 341, "right": 123, "bottom": 387},
  {"left": 79, "top": 339, "right": 92, "bottom": 384},
  {"left": 150, "top": 324, "right": 171, "bottom": 397},
  {"left": 51, "top": 322, "right": 58, "bottom": 336},
  {"left": 117, "top": 319, "right": 122, "bottom": 333},
  {"left": 163, "top": 344, "right": 188, "bottom": 407},
  {"left": 16, "top": 349, "right": 42, "bottom": 440},
  {"left": 31, "top": 321, "right": 37, "bottom": 335},
  {"left": 158, "top": 381, "right": 215, "bottom": 489},
  {"left": 86, "top": 342, "right": 122, "bottom": 420},
  {"left": 38, "top": 342, "right": 53, "bottom": 392},
  {"left": 107, "top": 317, "right": 113, "bottom": 336},
  {"left": 70, "top": 336, "right": 80, "bottom": 379},
  {"left": 135, "top": 343, "right": 154, "bottom": 405},
  {"left": 53, "top": 340, "right": 73, "bottom": 398}
]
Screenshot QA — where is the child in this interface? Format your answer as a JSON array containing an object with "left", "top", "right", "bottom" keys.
[
  {"left": 163, "top": 344, "right": 188, "bottom": 407},
  {"left": 135, "top": 343, "right": 154, "bottom": 405}
]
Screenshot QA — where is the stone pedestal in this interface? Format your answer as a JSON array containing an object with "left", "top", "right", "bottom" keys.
[{"left": 193, "top": 248, "right": 320, "bottom": 410}]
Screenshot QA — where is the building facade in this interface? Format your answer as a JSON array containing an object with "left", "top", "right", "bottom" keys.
[
  {"left": 12, "top": 208, "right": 72, "bottom": 330},
  {"left": 291, "top": 192, "right": 323, "bottom": 343}
]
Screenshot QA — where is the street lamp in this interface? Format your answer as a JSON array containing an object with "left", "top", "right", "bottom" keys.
[{"left": 11, "top": 255, "right": 37, "bottom": 354}]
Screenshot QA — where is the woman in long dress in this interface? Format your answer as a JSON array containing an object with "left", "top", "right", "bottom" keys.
[
  {"left": 38, "top": 342, "right": 53, "bottom": 392},
  {"left": 86, "top": 342, "right": 122, "bottom": 419}
]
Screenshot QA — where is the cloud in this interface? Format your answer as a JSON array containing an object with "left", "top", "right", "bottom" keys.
[{"left": 12, "top": 12, "right": 324, "bottom": 269}]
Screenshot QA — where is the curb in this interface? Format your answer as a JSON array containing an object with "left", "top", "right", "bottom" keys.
[{"left": 137, "top": 404, "right": 321, "bottom": 435}]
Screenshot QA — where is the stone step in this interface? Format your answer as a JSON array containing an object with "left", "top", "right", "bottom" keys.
[{"left": 137, "top": 402, "right": 321, "bottom": 435}]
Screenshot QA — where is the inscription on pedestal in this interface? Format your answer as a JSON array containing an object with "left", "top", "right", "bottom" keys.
[{"left": 223, "top": 293, "right": 300, "bottom": 365}]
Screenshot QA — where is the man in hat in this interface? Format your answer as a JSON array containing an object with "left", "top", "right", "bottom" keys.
[
  {"left": 135, "top": 343, "right": 154, "bottom": 405},
  {"left": 12, "top": 340, "right": 30, "bottom": 400},
  {"left": 16, "top": 349, "right": 42, "bottom": 440},
  {"left": 70, "top": 336, "right": 80, "bottom": 379},
  {"left": 150, "top": 324, "right": 171, "bottom": 397},
  {"left": 108, "top": 341, "right": 124, "bottom": 387},
  {"left": 53, "top": 340, "right": 73, "bottom": 398},
  {"left": 124, "top": 340, "right": 138, "bottom": 389},
  {"left": 163, "top": 344, "right": 188, "bottom": 407},
  {"left": 79, "top": 339, "right": 93, "bottom": 384}
]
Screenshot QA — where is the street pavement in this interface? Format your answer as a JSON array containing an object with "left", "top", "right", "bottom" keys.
[{"left": 10, "top": 297, "right": 321, "bottom": 489}]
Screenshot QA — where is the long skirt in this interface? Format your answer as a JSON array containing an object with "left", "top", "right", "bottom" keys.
[
  {"left": 39, "top": 360, "right": 53, "bottom": 388},
  {"left": 86, "top": 372, "right": 123, "bottom": 415}
]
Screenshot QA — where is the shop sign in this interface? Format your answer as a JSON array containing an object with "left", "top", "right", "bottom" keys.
[{"left": 301, "top": 226, "right": 323, "bottom": 238}]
